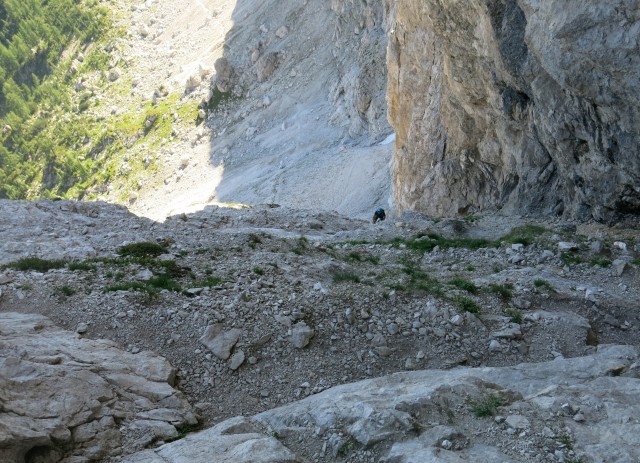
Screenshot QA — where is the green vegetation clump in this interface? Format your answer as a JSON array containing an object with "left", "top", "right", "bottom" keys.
[
  {"left": 0, "top": 0, "right": 201, "bottom": 202},
  {"left": 193, "top": 277, "right": 223, "bottom": 288},
  {"left": 391, "top": 262, "right": 444, "bottom": 296},
  {"left": 589, "top": 256, "right": 611, "bottom": 268},
  {"left": 56, "top": 285, "right": 76, "bottom": 296},
  {"left": 332, "top": 271, "right": 361, "bottom": 284},
  {"left": 505, "top": 307, "right": 523, "bottom": 324},
  {"left": 68, "top": 261, "right": 97, "bottom": 271},
  {"left": 560, "top": 252, "right": 583, "bottom": 266},
  {"left": 292, "top": 236, "right": 309, "bottom": 255},
  {"left": 448, "top": 277, "right": 478, "bottom": 294},
  {"left": 3, "top": 257, "right": 66, "bottom": 272},
  {"left": 117, "top": 242, "right": 166, "bottom": 258},
  {"left": 206, "top": 86, "right": 238, "bottom": 112},
  {"left": 385, "top": 225, "right": 546, "bottom": 255},
  {"left": 148, "top": 274, "right": 182, "bottom": 292},
  {"left": 500, "top": 225, "right": 547, "bottom": 246},
  {"left": 488, "top": 283, "right": 513, "bottom": 300},
  {"left": 106, "top": 281, "right": 155, "bottom": 294},
  {"left": 248, "top": 233, "right": 262, "bottom": 249},
  {"left": 0, "top": 0, "right": 112, "bottom": 199},
  {"left": 471, "top": 394, "right": 503, "bottom": 417},
  {"left": 452, "top": 295, "right": 479, "bottom": 314},
  {"left": 559, "top": 433, "right": 574, "bottom": 450},
  {"left": 533, "top": 279, "right": 554, "bottom": 290},
  {"left": 105, "top": 273, "right": 182, "bottom": 295}
]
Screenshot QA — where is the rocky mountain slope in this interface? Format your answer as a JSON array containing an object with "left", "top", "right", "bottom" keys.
[
  {"left": 1, "top": 199, "right": 639, "bottom": 461},
  {"left": 387, "top": 0, "right": 640, "bottom": 223},
  {"left": 94, "top": 0, "right": 393, "bottom": 222}
]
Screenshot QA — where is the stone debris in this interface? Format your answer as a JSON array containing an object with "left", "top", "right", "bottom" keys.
[{"left": 0, "top": 199, "right": 638, "bottom": 462}]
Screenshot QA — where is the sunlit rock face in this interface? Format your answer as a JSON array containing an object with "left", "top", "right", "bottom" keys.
[{"left": 386, "top": 0, "right": 640, "bottom": 222}]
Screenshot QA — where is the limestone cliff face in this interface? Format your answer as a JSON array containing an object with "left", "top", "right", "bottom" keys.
[
  {"left": 386, "top": 0, "right": 640, "bottom": 222},
  {"left": 328, "top": 0, "right": 391, "bottom": 138}
]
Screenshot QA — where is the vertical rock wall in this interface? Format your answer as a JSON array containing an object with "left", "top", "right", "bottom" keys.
[
  {"left": 386, "top": 0, "right": 640, "bottom": 222},
  {"left": 328, "top": 0, "right": 391, "bottom": 139}
]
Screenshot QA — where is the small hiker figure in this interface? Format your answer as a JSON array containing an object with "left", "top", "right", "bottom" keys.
[{"left": 372, "top": 207, "right": 386, "bottom": 224}]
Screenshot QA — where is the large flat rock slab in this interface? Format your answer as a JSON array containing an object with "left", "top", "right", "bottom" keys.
[{"left": 118, "top": 345, "right": 640, "bottom": 462}]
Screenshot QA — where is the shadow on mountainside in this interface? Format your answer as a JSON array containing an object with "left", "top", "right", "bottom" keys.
[{"left": 203, "top": 0, "right": 395, "bottom": 220}]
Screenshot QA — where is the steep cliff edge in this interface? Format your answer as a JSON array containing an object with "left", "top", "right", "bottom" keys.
[{"left": 387, "top": 0, "right": 640, "bottom": 223}]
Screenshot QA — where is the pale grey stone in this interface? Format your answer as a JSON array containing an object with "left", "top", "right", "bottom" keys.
[
  {"left": 229, "top": 350, "right": 245, "bottom": 370},
  {"left": 291, "top": 322, "right": 314, "bottom": 349},
  {"left": 199, "top": 324, "right": 242, "bottom": 360},
  {"left": 505, "top": 415, "right": 530, "bottom": 430},
  {"left": 492, "top": 323, "right": 522, "bottom": 340}
]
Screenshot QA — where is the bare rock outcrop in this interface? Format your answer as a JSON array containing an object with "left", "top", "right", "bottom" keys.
[
  {"left": 120, "top": 345, "right": 640, "bottom": 462},
  {"left": 328, "top": 0, "right": 391, "bottom": 137},
  {"left": 387, "top": 0, "right": 640, "bottom": 223},
  {"left": 0, "top": 312, "right": 197, "bottom": 463}
]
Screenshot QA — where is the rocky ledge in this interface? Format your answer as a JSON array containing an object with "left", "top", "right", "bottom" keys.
[
  {"left": 0, "top": 312, "right": 197, "bottom": 463},
  {"left": 122, "top": 344, "right": 640, "bottom": 463}
]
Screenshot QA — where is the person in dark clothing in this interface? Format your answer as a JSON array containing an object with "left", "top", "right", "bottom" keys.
[{"left": 372, "top": 207, "right": 386, "bottom": 224}]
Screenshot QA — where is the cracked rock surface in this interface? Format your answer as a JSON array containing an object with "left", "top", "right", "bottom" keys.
[{"left": 0, "top": 312, "right": 196, "bottom": 463}]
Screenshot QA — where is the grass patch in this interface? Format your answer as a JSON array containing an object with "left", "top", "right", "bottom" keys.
[
  {"left": 589, "top": 256, "right": 611, "bottom": 268},
  {"left": 248, "top": 233, "right": 262, "bottom": 249},
  {"left": 505, "top": 307, "right": 523, "bottom": 324},
  {"left": 205, "top": 86, "right": 240, "bottom": 112},
  {"left": 488, "top": 283, "right": 513, "bottom": 300},
  {"left": 89, "top": 256, "right": 183, "bottom": 276},
  {"left": 3, "top": 257, "right": 66, "bottom": 272},
  {"left": 68, "top": 261, "right": 97, "bottom": 271},
  {"left": 560, "top": 252, "right": 584, "bottom": 266},
  {"left": 633, "top": 259, "right": 640, "bottom": 266},
  {"left": 448, "top": 277, "right": 478, "bottom": 294},
  {"left": 533, "top": 279, "right": 554, "bottom": 290},
  {"left": 106, "top": 281, "right": 157, "bottom": 295},
  {"left": 332, "top": 271, "right": 361, "bottom": 284},
  {"left": 559, "top": 433, "right": 574, "bottom": 451},
  {"left": 452, "top": 295, "right": 480, "bottom": 314},
  {"left": 193, "top": 277, "right": 223, "bottom": 288},
  {"left": 148, "top": 274, "right": 182, "bottom": 292},
  {"left": 56, "top": 285, "right": 76, "bottom": 296},
  {"left": 395, "top": 263, "right": 444, "bottom": 296},
  {"left": 253, "top": 266, "right": 265, "bottom": 275},
  {"left": 117, "top": 242, "right": 167, "bottom": 258},
  {"left": 500, "top": 224, "right": 547, "bottom": 246},
  {"left": 292, "top": 236, "right": 309, "bottom": 255},
  {"left": 471, "top": 394, "right": 503, "bottom": 417}
]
